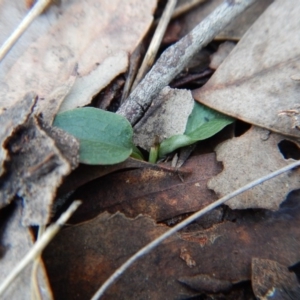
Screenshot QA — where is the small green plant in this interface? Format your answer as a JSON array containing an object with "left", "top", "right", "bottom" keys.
[
  {"left": 53, "top": 107, "right": 134, "bottom": 165},
  {"left": 158, "top": 101, "right": 234, "bottom": 158},
  {"left": 53, "top": 103, "right": 234, "bottom": 165}
]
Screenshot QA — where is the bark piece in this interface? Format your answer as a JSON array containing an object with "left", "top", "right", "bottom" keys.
[
  {"left": 133, "top": 87, "right": 194, "bottom": 151},
  {"left": 193, "top": 0, "right": 300, "bottom": 138},
  {"left": 0, "top": 202, "right": 53, "bottom": 300},
  {"left": 208, "top": 126, "right": 300, "bottom": 210}
]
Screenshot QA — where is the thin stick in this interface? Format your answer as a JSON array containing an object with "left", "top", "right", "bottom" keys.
[
  {"left": 0, "top": 0, "right": 51, "bottom": 62},
  {"left": 0, "top": 200, "right": 81, "bottom": 297},
  {"left": 31, "top": 225, "right": 46, "bottom": 300},
  {"left": 131, "top": 0, "right": 177, "bottom": 91},
  {"left": 90, "top": 160, "right": 300, "bottom": 299},
  {"left": 117, "top": 0, "right": 257, "bottom": 125}
]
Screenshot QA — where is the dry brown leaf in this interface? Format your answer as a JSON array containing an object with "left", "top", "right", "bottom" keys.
[
  {"left": 193, "top": 0, "right": 300, "bottom": 138},
  {"left": 68, "top": 153, "right": 221, "bottom": 223},
  {"left": 0, "top": 0, "right": 157, "bottom": 121},
  {"left": 251, "top": 258, "right": 300, "bottom": 300},
  {"left": 133, "top": 87, "right": 194, "bottom": 150},
  {"left": 0, "top": 116, "right": 74, "bottom": 225},
  {"left": 208, "top": 126, "right": 300, "bottom": 210},
  {"left": 0, "top": 202, "right": 53, "bottom": 299},
  {"left": 43, "top": 192, "right": 300, "bottom": 299}
]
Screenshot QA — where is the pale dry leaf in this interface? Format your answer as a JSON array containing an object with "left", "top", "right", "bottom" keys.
[
  {"left": 193, "top": 0, "right": 300, "bottom": 138},
  {"left": 0, "top": 202, "right": 53, "bottom": 300},
  {"left": 208, "top": 126, "right": 300, "bottom": 210},
  {"left": 0, "top": 92, "right": 36, "bottom": 177},
  {"left": 59, "top": 51, "right": 128, "bottom": 113},
  {"left": 0, "top": 0, "right": 157, "bottom": 122},
  {"left": 209, "top": 41, "right": 235, "bottom": 70},
  {"left": 0, "top": 116, "right": 72, "bottom": 225},
  {"left": 133, "top": 87, "right": 194, "bottom": 151}
]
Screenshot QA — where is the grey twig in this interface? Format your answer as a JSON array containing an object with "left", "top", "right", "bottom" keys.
[
  {"left": 117, "top": 0, "right": 257, "bottom": 125},
  {"left": 90, "top": 160, "right": 300, "bottom": 299}
]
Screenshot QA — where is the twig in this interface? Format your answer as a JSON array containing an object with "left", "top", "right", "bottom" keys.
[
  {"left": 90, "top": 160, "right": 300, "bottom": 299},
  {"left": 0, "top": 0, "right": 52, "bottom": 62},
  {"left": 31, "top": 225, "right": 46, "bottom": 300},
  {"left": 117, "top": 0, "right": 257, "bottom": 125},
  {"left": 0, "top": 200, "right": 81, "bottom": 297},
  {"left": 131, "top": 0, "right": 178, "bottom": 90}
]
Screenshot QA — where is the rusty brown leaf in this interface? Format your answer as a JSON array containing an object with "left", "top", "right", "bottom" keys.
[
  {"left": 43, "top": 190, "right": 300, "bottom": 299},
  {"left": 68, "top": 153, "right": 221, "bottom": 223}
]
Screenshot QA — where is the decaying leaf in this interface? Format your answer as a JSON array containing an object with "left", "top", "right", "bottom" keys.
[
  {"left": 68, "top": 153, "right": 221, "bottom": 223},
  {"left": 251, "top": 258, "right": 300, "bottom": 300},
  {"left": 0, "top": 0, "right": 157, "bottom": 121},
  {"left": 0, "top": 202, "right": 53, "bottom": 299},
  {"left": 208, "top": 126, "right": 300, "bottom": 210},
  {"left": 193, "top": 0, "right": 300, "bottom": 138},
  {"left": 0, "top": 116, "right": 75, "bottom": 225},
  {"left": 178, "top": 274, "right": 233, "bottom": 293},
  {"left": 0, "top": 92, "right": 37, "bottom": 177},
  {"left": 43, "top": 191, "right": 300, "bottom": 299},
  {"left": 133, "top": 87, "right": 194, "bottom": 151}
]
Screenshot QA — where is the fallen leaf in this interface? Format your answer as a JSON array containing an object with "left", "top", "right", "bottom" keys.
[
  {"left": 68, "top": 153, "right": 221, "bottom": 223},
  {"left": 0, "top": 0, "right": 157, "bottom": 122},
  {"left": 193, "top": 0, "right": 300, "bottom": 138},
  {"left": 251, "top": 258, "right": 300, "bottom": 300},
  {"left": 43, "top": 191, "right": 300, "bottom": 299},
  {"left": 208, "top": 126, "right": 300, "bottom": 210},
  {"left": 0, "top": 116, "right": 72, "bottom": 225},
  {"left": 133, "top": 87, "right": 194, "bottom": 151},
  {"left": 57, "top": 158, "right": 154, "bottom": 198},
  {"left": 0, "top": 202, "right": 53, "bottom": 299}
]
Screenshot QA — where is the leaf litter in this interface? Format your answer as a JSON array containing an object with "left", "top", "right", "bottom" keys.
[{"left": 1, "top": 0, "right": 300, "bottom": 299}]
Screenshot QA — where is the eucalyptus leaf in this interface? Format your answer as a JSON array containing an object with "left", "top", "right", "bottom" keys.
[
  {"left": 53, "top": 107, "right": 133, "bottom": 165},
  {"left": 159, "top": 102, "right": 234, "bottom": 158}
]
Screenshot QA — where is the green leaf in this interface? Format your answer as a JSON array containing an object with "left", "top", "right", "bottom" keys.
[
  {"left": 159, "top": 102, "right": 234, "bottom": 158},
  {"left": 53, "top": 107, "right": 133, "bottom": 165}
]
